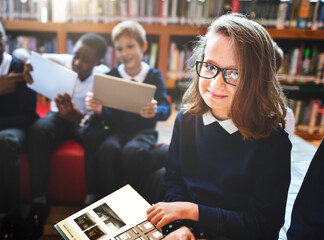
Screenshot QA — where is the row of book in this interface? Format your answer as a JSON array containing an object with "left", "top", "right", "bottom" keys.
[
  {"left": 278, "top": 43, "right": 324, "bottom": 84},
  {"left": 289, "top": 98, "right": 324, "bottom": 134},
  {"left": 6, "top": 34, "right": 158, "bottom": 69},
  {"left": 167, "top": 38, "right": 324, "bottom": 84},
  {"left": 167, "top": 41, "right": 193, "bottom": 79},
  {"left": 1, "top": 0, "right": 324, "bottom": 29},
  {"left": 6, "top": 34, "right": 57, "bottom": 54}
]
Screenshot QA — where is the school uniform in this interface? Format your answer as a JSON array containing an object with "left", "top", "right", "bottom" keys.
[
  {"left": 85, "top": 62, "right": 171, "bottom": 197},
  {"left": 164, "top": 109, "right": 291, "bottom": 240},
  {"left": 0, "top": 52, "right": 38, "bottom": 211},
  {"left": 27, "top": 56, "right": 96, "bottom": 199},
  {"left": 287, "top": 139, "right": 324, "bottom": 240}
]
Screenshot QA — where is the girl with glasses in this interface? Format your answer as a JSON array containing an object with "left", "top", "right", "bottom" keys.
[{"left": 147, "top": 13, "right": 291, "bottom": 240}]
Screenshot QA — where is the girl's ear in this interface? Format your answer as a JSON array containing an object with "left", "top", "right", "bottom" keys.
[{"left": 141, "top": 41, "right": 148, "bottom": 53}]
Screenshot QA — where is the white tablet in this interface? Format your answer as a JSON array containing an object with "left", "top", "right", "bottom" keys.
[
  {"left": 28, "top": 51, "right": 77, "bottom": 100},
  {"left": 93, "top": 73, "right": 157, "bottom": 114}
]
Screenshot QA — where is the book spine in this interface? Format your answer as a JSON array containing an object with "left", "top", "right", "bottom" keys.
[
  {"left": 297, "top": 0, "right": 311, "bottom": 29},
  {"left": 231, "top": 0, "right": 240, "bottom": 13},
  {"left": 308, "top": 99, "right": 320, "bottom": 134}
]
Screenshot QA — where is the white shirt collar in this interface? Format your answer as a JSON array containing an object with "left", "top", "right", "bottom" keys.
[
  {"left": 202, "top": 110, "right": 238, "bottom": 134},
  {"left": 0, "top": 52, "right": 12, "bottom": 75},
  {"left": 118, "top": 62, "right": 150, "bottom": 83}
]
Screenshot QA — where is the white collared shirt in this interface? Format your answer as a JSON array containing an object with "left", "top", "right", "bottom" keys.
[
  {"left": 202, "top": 110, "right": 238, "bottom": 134},
  {"left": 0, "top": 52, "right": 12, "bottom": 76},
  {"left": 118, "top": 62, "right": 150, "bottom": 82}
]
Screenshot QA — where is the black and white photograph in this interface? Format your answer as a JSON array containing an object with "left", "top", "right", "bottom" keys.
[
  {"left": 84, "top": 225, "right": 107, "bottom": 240},
  {"left": 94, "top": 203, "right": 126, "bottom": 232},
  {"left": 74, "top": 213, "right": 96, "bottom": 231}
]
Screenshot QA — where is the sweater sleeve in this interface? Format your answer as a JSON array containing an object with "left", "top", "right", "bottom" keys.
[
  {"left": 198, "top": 133, "right": 291, "bottom": 240},
  {"left": 164, "top": 110, "right": 192, "bottom": 201},
  {"left": 149, "top": 69, "right": 171, "bottom": 121},
  {"left": 0, "top": 58, "right": 38, "bottom": 129}
]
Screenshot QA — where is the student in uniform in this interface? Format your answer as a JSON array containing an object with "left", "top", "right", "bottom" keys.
[
  {"left": 85, "top": 20, "right": 171, "bottom": 203},
  {"left": 146, "top": 13, "right": 292, "bottom": 240},
  {"left": 23, "top": 33, "right": 107, "bottom": 239},
  {"left": 142, "top": 39, "right": 296, "bottom": 205},
  {"left": 0, "top": 20, "right": 38, "bottom": 239}
]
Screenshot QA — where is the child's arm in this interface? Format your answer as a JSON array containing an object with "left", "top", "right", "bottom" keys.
[
  {"left": 85, "top": 92, "right": 103, "bottom": 115},
  {"left": 140, "top": 99, "right": 157, "bottom": 118},
  {"left": 0, "top": 72, "right": 25, "bottom": 95},
  {"left": 148, "top": 69, "right": 171, "bottom": 121},
  {"left": 147, "top": 201, "right": 198, "bottom": 229}
]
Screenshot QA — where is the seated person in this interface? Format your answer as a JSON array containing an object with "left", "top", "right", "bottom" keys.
[
  {"left": 23, "top": 33, "right": 108, "bottom": 239},
  {"left": 0, "top": 20, "right": 38, "bottom": 239},
  {"left": 287, "top": 139, "right": 324, "bottom": 239},
  {"left": 85, "top": 20, "right": 171, "bottom": 203},
  {"left": 147, "top": 13, "right": 291, "bottom": 240}
]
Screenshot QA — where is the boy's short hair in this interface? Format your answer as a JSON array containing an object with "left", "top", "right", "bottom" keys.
[
  {"left": 111, "top": 20, "right": 146, "bottom": 46},
  {"left": 76, "top": 33, "right": 107, "bottom": 60}
]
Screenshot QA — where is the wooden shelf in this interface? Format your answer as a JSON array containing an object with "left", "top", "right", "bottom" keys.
[
  {"left": 295, "top": 131, "right": 324, "bottom": 141},
  {"left": 3, "top": 19, "right": 324, "bottom": 89}
]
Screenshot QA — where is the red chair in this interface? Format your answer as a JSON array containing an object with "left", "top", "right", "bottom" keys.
[{"left": 20, "top": 104, "right": 86, "bottom": 204}]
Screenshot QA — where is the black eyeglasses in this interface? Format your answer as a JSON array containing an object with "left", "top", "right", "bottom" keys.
[{"left": 196, "top": 61, "right": 238, "bottom": 86}]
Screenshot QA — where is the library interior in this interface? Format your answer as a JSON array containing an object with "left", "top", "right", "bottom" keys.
[{"left": 0, "top": 0, "right": 324, "bottom": 239}]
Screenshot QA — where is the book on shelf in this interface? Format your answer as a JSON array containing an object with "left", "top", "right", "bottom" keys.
[
  {"left": 148, "top": 42, "right": 158, "bottom": 68},
  {"left": 55, "top": 184, "right": 163, "bottom": 240},
  {"left": 318, "top": 0, "right": 324, "bottom": 29},
  {"left": 289, "top": 0, "right": 302, "bottom": 28},
  {"left": 297, "top": 0, "right": 311, "bottom": 29},
  {"left": 51, "top": 0, "right": 69, "bottom": 23},
  {"left": 308, "top": 99, "right": 321, "bottom": 134},
  {"left": 316, "top": 52, "right": 324, "bottom": 84},
  {"left": 276, "top": 1, "right": 289, "bottom": 29},
  {"left": 290, "top": 98, "right": 324, "bottom": 134}
]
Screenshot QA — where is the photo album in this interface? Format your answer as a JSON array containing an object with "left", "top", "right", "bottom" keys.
[{"left": 55, "top": 185, "right": 164, "bottom": 240}]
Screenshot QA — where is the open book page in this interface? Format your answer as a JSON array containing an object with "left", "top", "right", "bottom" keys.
[{"left": 55, "top": 185, "right": 163, "bottom": 240}]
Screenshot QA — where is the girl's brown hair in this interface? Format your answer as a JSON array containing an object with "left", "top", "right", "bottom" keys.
[{"left": 183, "top": 13, "right": 287, "bottom": 140}]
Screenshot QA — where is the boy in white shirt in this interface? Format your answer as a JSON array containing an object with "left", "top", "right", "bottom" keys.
[{"left": 24, "top": 33, "right": 107, "bottom": 239}]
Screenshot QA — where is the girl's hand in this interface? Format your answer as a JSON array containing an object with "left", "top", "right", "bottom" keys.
[
  {"left": 55, "top": 93, "right": 84, "bottom": 123},
  {"left": 85, "top": 92, "right": 103, "bottom": 115},
  {"left": 164, "top": 226, "right": 195, "bottom": 240},
  {"left": 140, "top": 99, "right": 157, "bottom": 118},
  {"left": 146, "top": 202, "right": 198, "bottom": 229}
]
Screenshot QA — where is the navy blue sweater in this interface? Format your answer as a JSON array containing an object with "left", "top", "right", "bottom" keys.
[
  {"left": 0, "top": 57, "right": 38, "bottom": 130},
  {"left": 287, "top": 140, "right": 324, "bottom": 240},
  {"left": 165, "top": 109, "right": 291, "bottom": 240},
  {"left": 99, "top": 67, "right": 171, "bottom": 134}
]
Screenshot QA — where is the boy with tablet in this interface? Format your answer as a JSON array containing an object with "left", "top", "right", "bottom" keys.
[{"left": 85, "top": 20, "right": 171, "bottom": 204}]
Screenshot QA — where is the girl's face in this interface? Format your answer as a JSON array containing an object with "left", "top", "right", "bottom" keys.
[
  {"left": 114, "top": 35, "right": 147, "bottom": 77},
  {"left": 72, "top": 42, "right": 100, "bottom": 81},
  {"left": 199, "top": 34, "right": 238, "bottom": 120}
]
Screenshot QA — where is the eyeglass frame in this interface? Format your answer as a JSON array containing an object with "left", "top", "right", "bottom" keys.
[{"left": 195, "top": 61, "right": 238, "bottom": 86}]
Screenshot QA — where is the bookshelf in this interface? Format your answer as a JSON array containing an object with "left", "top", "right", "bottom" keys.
[
  {"left": 3, "top": 20, "right": 324, "bottom": 85},
  {"left": 2, "top": 4, "right": 324, "bottom": 140}
]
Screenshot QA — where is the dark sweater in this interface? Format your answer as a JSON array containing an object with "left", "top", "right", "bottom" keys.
[
  {"left": 0, "top": 57, "right": 38, "bottom": 130},
  {"left": 99, "top": 67, "right": 171, "bottom": 134},
  {"left": 165, "top": 109, "right": 291, "bottom": 240},
  {"left": 287, "top": 140, "right": 324, "bottom": 240}
]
